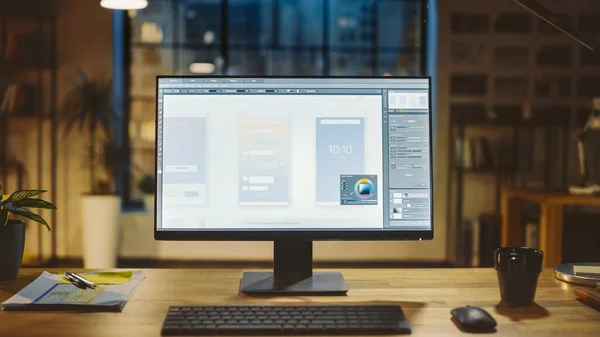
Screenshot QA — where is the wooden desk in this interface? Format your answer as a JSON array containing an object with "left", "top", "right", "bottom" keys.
[
  {"left": 1, "top": 268, "right": 599, "bottom": 336},
  {"left": 501, "top": 188, "right": 600, "bottom": 268}
]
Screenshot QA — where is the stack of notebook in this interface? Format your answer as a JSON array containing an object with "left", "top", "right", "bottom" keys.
[{"left": 1, "top": 271, "right": 145, "bottom": 312}]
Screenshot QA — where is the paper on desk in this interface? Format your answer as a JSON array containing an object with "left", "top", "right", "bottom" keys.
[
  {"left": 57, "top": 271, "right": 133, "bottom": 285},
  {"left": 1, "top": 271, "right": 145, "bottom": 311}
]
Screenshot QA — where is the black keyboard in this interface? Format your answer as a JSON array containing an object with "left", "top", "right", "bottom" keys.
[{"left": 161, "top": 305, "right": 410, "bottom": 335}]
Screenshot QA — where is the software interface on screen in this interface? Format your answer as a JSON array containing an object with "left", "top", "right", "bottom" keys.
[{"left": 156, "top": 77, "right": 431, "bottom": 231}]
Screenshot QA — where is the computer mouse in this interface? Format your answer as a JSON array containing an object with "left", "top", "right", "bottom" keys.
[{"left": 451, "top": 305, "right": 497, "bottom": 332}]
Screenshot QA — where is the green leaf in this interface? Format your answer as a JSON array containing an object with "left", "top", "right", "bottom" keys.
[
  {"left": 12, "top": 198, "right": 57, "bottom": 210},
  {"left": 9, "top": 207, "right": 50, "bottom": 231},
  {"left": 4, "top": 203, "right": 21, "bottom": 213},
  {"left": 6, "top": 190, "right": 46, "bottom": 202}
]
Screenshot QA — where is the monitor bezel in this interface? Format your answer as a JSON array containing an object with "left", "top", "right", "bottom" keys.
[{"left": 154, "top": 75, "right": 434, "bottom": 241}]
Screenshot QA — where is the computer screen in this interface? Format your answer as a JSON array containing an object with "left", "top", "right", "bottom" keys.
[{"left": 154, "top": 77, "right": 432, "bottom": 238}]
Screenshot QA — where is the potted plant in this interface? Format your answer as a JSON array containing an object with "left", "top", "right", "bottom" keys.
[
  {"left": 62, "top": 70, "right": 126, "bottom": 268},
  {"left": 0, "top": 185, "right": 56, "bottom": 280},
  {"left": 138, "top": 174, "right": 155, "bottom": 213}
]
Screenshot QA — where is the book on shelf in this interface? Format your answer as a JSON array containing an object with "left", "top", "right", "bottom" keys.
[
  {"left": 1, "top": 83, "right": 35, "bottom": 115},
  {"left": 525, "top": 221, "right": 539, "bottom": 249},
  {"left": 478, "top": 214, "right": 500, "bottom": 268},
  {"left": 455, "top": 138, "right": 473, "bottom": 169},
  {"left": 455, "top": 137, "right": 494, "bottom": 170},
  {"left": 464, "top": 214, "right": 501, "bottom": 267},
  {"left": 470, "top": 219, "right": 481, "bottom": 268}
]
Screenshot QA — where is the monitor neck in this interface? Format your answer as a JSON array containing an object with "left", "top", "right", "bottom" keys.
[{"left": 274, "top": 240, "right": 313, "bottom": 285}]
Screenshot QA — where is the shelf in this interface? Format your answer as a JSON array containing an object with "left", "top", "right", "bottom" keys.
[
  {"left": 0, "top": 62, "right": 52, "bottom": 72},
  {"left": 2, "top": 115, "right": 52, "bottom": 130},
  {"left": 450, "top": 103, "right": 576, "bottom": 127},
  {"left": 4, "top": 114, "right": 51, "bottom": 121},
  {"left": 0, "top": 1, "right": 56, "bottom": 21}
]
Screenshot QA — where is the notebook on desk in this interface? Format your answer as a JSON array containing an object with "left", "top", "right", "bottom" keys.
[{"left": 0, "top": 271, "right": 145, "bottom": 312}]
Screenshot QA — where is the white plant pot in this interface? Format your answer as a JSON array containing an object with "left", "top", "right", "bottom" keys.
[
  {"left": 143, "top": 194, "right": 154, "bottom": 213},
  {"left": 81, "top": 195, "right": 121, "bottom": 268}
]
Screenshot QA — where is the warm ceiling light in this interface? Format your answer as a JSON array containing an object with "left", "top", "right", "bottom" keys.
[
  {"left": 101, "top": 0, "right": 148, "bottom": 10},
  {"left": 189, "top": 63, "right": 216, "bottom": 74}
]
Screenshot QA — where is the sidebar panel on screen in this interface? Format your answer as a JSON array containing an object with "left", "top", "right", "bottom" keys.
[
  {"left": 162, "top": 117, "right": 207, "bottom": 206},
  {"left": 316, "top": 117, "right": 365, "bottom": 204},
  {"left": 239, "top": 117, "right": 290, "bottom": 205}
]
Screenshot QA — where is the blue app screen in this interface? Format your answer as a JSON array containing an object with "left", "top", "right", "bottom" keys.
[{"left": 315, "top": 117, "right": 365, "bottom": 203}]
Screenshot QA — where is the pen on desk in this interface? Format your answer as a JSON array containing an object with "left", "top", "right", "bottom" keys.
[
  {"left": 64, "top": 273, "right": 90, "bottom": 289},
  {"left": 65, "top": 272, "right": 97, "bottom": 289}
]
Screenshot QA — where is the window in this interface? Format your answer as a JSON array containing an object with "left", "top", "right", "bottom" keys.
[{"left": 126, "top": 0, "right": 427, "bottom": 206}]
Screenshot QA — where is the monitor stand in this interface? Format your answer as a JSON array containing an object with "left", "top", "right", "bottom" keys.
[{"left": 239, "top": 240, "right": 348, "bottom": 296}]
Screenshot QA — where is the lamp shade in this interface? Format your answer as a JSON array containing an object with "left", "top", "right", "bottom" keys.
[
  {"left": 101, "top": 0, "right": 148, "bottom": 10},
  {"left": 189, "top": 63, "right": 216, "bottom": 74}
]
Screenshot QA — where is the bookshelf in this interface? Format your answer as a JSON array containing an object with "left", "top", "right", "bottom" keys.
[
  {"left": 0, "top": 0, "right": 58, "bottom": 266},
  {"left": 444, "top": 0, "right": 600, "bottom": 267}
]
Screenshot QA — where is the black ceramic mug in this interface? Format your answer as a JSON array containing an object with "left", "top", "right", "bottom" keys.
[{"left": 494, "top": 247, "right": 543, "bottom": 307}]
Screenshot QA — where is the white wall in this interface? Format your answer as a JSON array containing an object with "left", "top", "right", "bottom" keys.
[{"left": 54, "top": 0, "right": 113, "bottom": 259}]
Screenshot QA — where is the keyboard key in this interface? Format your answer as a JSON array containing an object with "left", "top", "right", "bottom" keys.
[
  {"left": 313, "top": 320, "right": 335, "bottom": 324},
  {"left": 166, "top": 320, "right": 187, "bottom": 325},
  {"left": 220, "top": 324, "right": 282, "bottom": 331}
]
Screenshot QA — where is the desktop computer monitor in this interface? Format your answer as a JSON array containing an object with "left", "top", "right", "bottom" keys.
[{"left": 154, "top": 76, "right": 433, "bottom": 295}]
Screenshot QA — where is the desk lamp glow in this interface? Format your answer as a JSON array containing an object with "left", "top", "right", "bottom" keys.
[{"left": 101, "top": 0, "right": 148, "bottom": 10}]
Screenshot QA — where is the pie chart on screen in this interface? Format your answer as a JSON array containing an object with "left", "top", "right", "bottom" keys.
[{"left": 354, "top": 178, "right": 375, "bottom": 200}]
